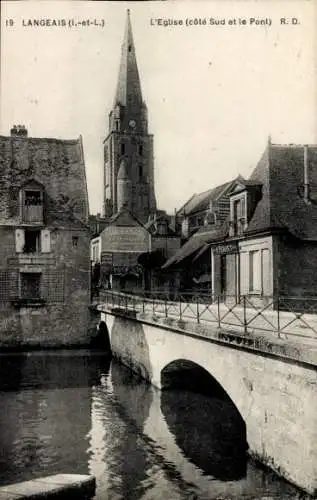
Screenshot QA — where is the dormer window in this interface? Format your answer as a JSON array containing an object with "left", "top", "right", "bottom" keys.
[
  {"left": 20, "top": 182, "right": 44, "bottom": 224},
  {"left": 156, "top": 222, "right": 167, "bottom": 235},
  {"left": 205, "top": 212, "right": 216, "bottom": 226},
  {"left": 230, "top": 192, "right": 247, "bottom": 236}
]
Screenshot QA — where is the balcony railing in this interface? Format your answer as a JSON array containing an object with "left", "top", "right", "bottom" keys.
[
  {"left": 22, "top": 205, "right": 43, "bottom": 223},
  {"left": 95, "top": 290, "right": 317, "bottom": 344}
]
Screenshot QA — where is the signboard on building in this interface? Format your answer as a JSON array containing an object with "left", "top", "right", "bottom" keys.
[
  {"left": 101, "top": 226, "right": 149, "bottom": 253},
  {"left": 101, "top": 252, "right": 113, "bottom": 266},
  {"left": 112, "top": 264, "right": 143, "bottom": 276},
  {"left": 213, "top": 242, "right": 238, "bottom": 255}
]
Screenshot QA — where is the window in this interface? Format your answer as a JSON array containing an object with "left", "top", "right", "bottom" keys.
[
  {"left": 24, "top": 229, "right": 41, "bottom": 253},
  {"left": 230, "top": 194, "right": 246, "bottom": 236},
  {"left": 156, "top": 222, "right": 167, "bottom": 235},
  {"left": 205, "top": 212, "right": 216, "bottom": 225},
  {"left": 138, "top": 144, "right": 143, "bottom": 156},
  {"left": 120, "top": 143, "right": 125, "bottom": 155},
  {"left": 20, "top": 273, "right": 41, "bottom": 300},
  {"left": 15, "top": 229, "right": 50, "bottom": 254},
  {"left": 138, "top": 165, "right": 143, "bottom": 179},
  {"left": 233, "top": 199, "right": 241, "bottom": 234},
  {"left": 22, "top": 188, "right": 43, "bottom": 223},
  {"left": 25, "top": 190, "right": 42, "bottom": 206},
  {"left": 72, "top": 236, "right": 79, "bottom": 247},
  {"left": 249, "top": 250, "right": 261, "bottom": 293}
]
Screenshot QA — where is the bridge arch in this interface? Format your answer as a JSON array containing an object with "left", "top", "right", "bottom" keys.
[
  {"left": 160, "top": 358, "right": 248, "bottom": 480},
  {"left": 155, "top": 350, "right": 254, "bottom": 426}
]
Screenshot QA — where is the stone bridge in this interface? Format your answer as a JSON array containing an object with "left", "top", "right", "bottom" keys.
[{"left": 91, "top": 296, "right": 317, "bottom": 497}]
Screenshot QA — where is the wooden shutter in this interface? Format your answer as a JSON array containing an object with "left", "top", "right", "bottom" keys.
[
  {"left": 41, "top": 229, "right": 51, "bottom": 253},
  {"left": 15, "top": 229, "right": 25, "bottom": 253},
  {"left": 239, "top": 251, "right": 248, "bottom": 295}
]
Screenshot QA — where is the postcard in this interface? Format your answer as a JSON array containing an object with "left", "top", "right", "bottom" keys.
[{"left": 0, "top": 1, "right": 316, "bottom": 499}]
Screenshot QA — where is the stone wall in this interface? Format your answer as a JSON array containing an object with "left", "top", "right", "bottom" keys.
[
  {"left": 0, "top": 135, "right": 88, "bottom": 226},
  {"left": 0, "top": 226, "right": 90, "bottom": 348}
]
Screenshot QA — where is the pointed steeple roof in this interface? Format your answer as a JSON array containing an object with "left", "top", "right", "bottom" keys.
[{"left": 114, "top": 10, "right": 143, "bottom": 108}]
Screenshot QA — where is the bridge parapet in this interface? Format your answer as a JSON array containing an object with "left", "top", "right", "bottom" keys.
[{"left": 93, "top": 291, "right": 317, "bottom": 367}]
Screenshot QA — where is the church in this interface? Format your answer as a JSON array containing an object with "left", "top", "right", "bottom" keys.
[
  {"left": 92, "top": 10, "right": 180, "bottom": 293},
  {"left": 103, "top": 9, "right": 157, "bottom": 223}
]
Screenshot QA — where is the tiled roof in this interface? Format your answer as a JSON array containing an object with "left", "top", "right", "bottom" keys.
[
  {"left": 162, "top": 225, "right": 227, "bottom": 269},
  {"left": 246, "top": 143, "right": 317, "bottom": 240},
  {"left": 178, "top": 179, "right": 240, "bottom": 216},
  {"left": 109, "top": 208, "right": 145, "bottom": 228},
  {"left": 0, "top": 134, "right": 89, "bottom": 227}
]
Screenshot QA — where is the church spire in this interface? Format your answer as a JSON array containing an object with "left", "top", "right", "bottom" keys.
[
  {"left": 114, "top": 9, "right": 143, "bottom": 108},
  {"left": 103, "top": 10, "right": 156, "bottom": 221}
]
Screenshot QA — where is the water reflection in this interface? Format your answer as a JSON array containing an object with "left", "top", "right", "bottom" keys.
[
  {"left": 0, "top": 353, "right": 303, "bottom": 499},
  {"left": 160, "top": 360, "right": 247, "bottom": 481},
  {"left": 0, "top": 353, "right": 109, "bottom": 486},
  {"left": 89, "top": 362, "right": 153, "bottom": 499},
  {"left": 161, "top": 390, "right": 247, "bottom": 481}
]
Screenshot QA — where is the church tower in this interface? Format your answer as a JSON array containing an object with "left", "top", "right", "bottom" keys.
[{"left": 103, "top": 10, "right": 157, "bottom": 222}]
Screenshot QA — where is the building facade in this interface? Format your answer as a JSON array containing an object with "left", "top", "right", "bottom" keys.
[
  {"left": 99, "top": 209, "right": 149, "bottom": 293},
  {"left": 209, "top": 140, "right": 317, "bottom": 307},
  {"left": 0, "top": 126, "right": 90, "bottom": 348},
  {"left": 103, "top": 10, "right": 157, "bottom": 223}
]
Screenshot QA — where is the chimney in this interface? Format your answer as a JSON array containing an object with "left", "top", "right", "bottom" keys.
[
  {"left": 304, "top": 145, "right": 310, "bottom": 203},
  {"left": 10, "top": 124, "right": 28, "bottom": 137}
]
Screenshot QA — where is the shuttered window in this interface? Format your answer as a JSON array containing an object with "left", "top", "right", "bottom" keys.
[{"left": 15, "top": 229, "right": 51, "bottom": 254}]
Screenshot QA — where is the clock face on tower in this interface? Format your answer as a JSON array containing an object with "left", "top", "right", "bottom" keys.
[{"left": 129, "top": 119, "right": 136, "bottom": 128}]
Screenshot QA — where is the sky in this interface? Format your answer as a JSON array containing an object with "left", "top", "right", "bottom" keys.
[{"left": 1, "top": 0, "right": 317, "bottom": 215}]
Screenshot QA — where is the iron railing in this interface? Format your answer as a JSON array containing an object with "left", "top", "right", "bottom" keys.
[{"left": 95, "top": 290, "right": 317, "bottom": 343}]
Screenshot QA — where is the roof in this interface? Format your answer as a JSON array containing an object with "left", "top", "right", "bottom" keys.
[
  {"left": 0, "top": 134, "right": 89, "bottom": 227},
  {"left": 246, "top": 143, "right": 317, "bottom": 240},
  {"left": 114, "top": 10, "right": 143, "bottom": 108},
  {"left": 109, "top": 207, "right": 146, "bottom": 228},
  {"left": 178, "top": 178, "right": 242, "bottom": 216},
  {"left": 162, "top": 225, "right": 227, "bottom": 269}
]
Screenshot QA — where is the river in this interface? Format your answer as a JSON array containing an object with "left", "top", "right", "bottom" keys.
[{"left": 0, "top": 352, "right": 306, "bottom": 499}]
